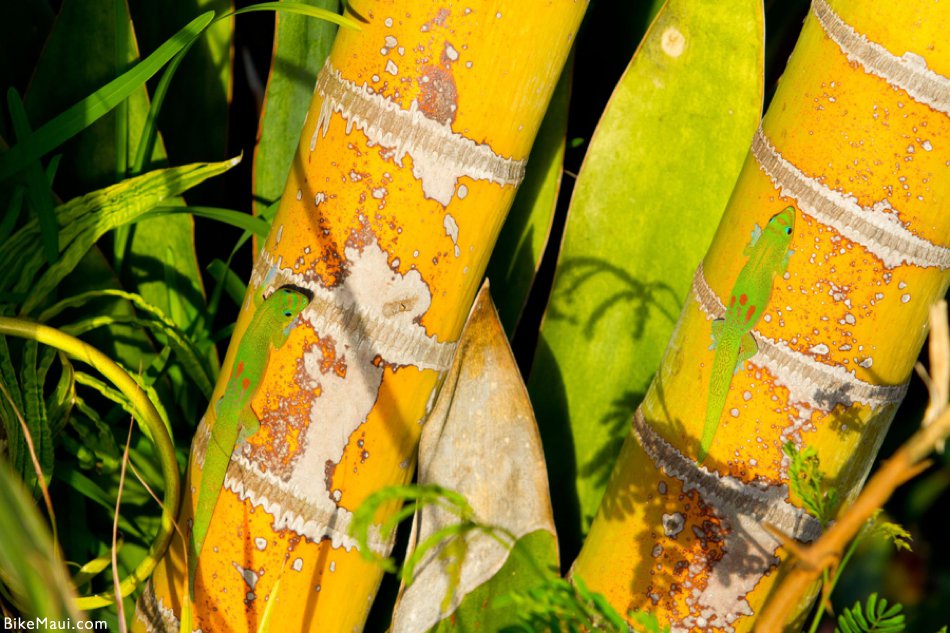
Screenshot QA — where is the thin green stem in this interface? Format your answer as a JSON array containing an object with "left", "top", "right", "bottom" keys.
[{"left": 0, "top": 317, "right": 180, "bottom": 609}]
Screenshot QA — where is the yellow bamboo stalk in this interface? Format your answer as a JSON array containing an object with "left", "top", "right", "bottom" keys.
[
  {"left": 134, "top": 1, "right": 586, "bottom": 631},
  {"left": 571, "top": 0, "right": 950, "bottom": 630}
]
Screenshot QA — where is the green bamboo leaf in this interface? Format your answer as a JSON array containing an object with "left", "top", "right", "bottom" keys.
[
  {"left": 0, "top": 461, "right": 80, "bottom": 622},
  {"left": 232, "top": 1, "right": 360, "bottom": 28},
  {"left": 23, "top": 0, "right": 218, "bottom": 385},
  {"left": 0, "top": 185, "right": 26, "bottom": 242},
  {"left": 251, "top": 0, "right": 339, "bottom": 218},
  {"left": 131, "top": 0, "right": 232, "bottom": 167},
  {"left": 23, "top": 0, "right": 144, "bottom": 196},
  {"left": 0, "top": 330, "right": 26, "bottom": 476},
  {"left": 7, "top": 157, "right": 239, "bottom": 313},
  {"left": 45, "top": 352, "right": 75, "bottom": 436},
  {"left": 6, "top": 89, "right": 58, "bottom": 264},
  {"left": 428, "top": 531, "right": 559, "bottom": 633},
  {"left": 527, "top": 0, "right": 765, "bottom": 537},
  {"left": 41, "top": 289, "right": 215, "bottom": 399},
  {"left": 486, "top": 61, "right": 570, "bottom": 336},
  {"left": 207, "top": 259, "right": 249, "bottom": 307},
  {"left": 0, "top": 11, "right": 214, "bottom": 181},
  {"left": 146, "top": 205, "right": 272, "bottom": 237},
  {"left": 204, "top": 200, "right": 277, "bottom": 326},
  {"left": 20, "top": 341, "right": 55, "bottom": 487}
]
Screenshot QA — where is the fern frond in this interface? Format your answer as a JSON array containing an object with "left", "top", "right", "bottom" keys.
[{"left": 835, "top": 593, "right": 905, "bottom": 633}]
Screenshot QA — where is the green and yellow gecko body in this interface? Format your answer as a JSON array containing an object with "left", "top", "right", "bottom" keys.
[
  {"left": 189, "top": 286, "right": 310, "bottom": 598},
  {"left": 699, "top": 206, "right": 795, "bottom": 462}
]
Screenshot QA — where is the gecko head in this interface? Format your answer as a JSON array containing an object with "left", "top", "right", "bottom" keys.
[
  {"left": 272, "top": 285, "right": 312, "bottom": 323},
  {"left": 766, "top": 205, "right": 796, "bottom": 238}
]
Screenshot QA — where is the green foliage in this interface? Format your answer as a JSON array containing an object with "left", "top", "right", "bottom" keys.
[
  {"left": 784, "top": 440, "right": 839, "bottom": 526},
  {"left": 528, "top": 0, "right": 766, "bottom": 541},
  {"left": 252, "top": 0, "right": 339, "bottom": 218},
  {"left": 0, "top": 12, "right": 215, "bottom": 181},
  {"left": 0, "top": 460, "right": 79, "bottom": 622},
  {"left": 499, "top": 576, "right": 627, "bottom": 632},
  {"left": 351, "top": 483, "right": 508, "bottom": 582},
  {"left": 499, "top": 576, "right": 670, "bottom": 633},
  {"left": 0, "top": 0, "right": 946, "bottom": 630},
  {"left": 835, "top": 593, "right": 905, "bottom": 633},
  {"left": 867, "top": 516, "right": 913, "bottom": 553}
]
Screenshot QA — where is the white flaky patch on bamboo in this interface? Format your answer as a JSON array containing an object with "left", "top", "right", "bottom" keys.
[
  {"left": 313, "top": 59, "right": 526, "bottom": 205},
  {"left": 633, "top": 410, "right": 822, "bottom": 633},
  {"left": 693, "top": 263, "right": 909, "bottom": 410},
  {"left": 252, "top": 250, "right": 457, "bottom": 372},
  {"left": 224, "top": 455, "right": 389, "bottom": 555},
  {"left": 135, "top": 582, "right": 197, "bottom": 633},
  {"left": 233, "top": 240, "right": 444, "bottom": 553},
  {"left": 813, "top": 0, "right": 950, "bottom": 115},
  {"left": 752, "top": 129, "right": 950, "bottom": 270}
]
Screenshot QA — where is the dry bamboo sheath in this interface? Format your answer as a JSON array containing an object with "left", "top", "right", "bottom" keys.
[
  {"left": 133, "top": 1, "right": 586, "bottom": 631},
  {"left": 573, "top": 0, "right": 950, "bottom": 631}
]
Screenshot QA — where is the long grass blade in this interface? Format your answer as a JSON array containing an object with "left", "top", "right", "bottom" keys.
[
  {"left": 0, "top": 158, "right": 237, "bottom": 300},
  {"left": 45, "top": 352, "right": 74, "bottom": 436},
  {"left": 0, "top": 12, "right": 215, "bottom": 182},
  {"left": 20, "top": 341, "right": 54, "bottom": 486},
  {"left": 0, "top": 185, "right": 25, "bottom": 242},
  {"left": 207, "top": 260, "right": 248, "bottom": 307},
  {"left": 112, "top": 418, "right": 134, "bottom": 633},
  {"left": 146, "top": 205, "right": 272, "bottom": 238},
  {"left": 49, "top": 294, "right": 215, "bottom": 400},
  {"left": 0, "top": 331, "right": 25, "bottom": 474},
  {"left": 6, "top": 89, "right": 58, "bottom": 264},
  {"left": 231, "top": 2, "right": 360, "bottom": 28},
  {"left": 8, "top": 158, "right": 240, "bottom": 313}
]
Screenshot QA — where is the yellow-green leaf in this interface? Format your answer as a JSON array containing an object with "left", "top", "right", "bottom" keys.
[
  {"left": 252, "top": 0, "right": 339, "bottom": 218},
  {"left": 528, "top": 0, "right": 765, "bottom": 539}
]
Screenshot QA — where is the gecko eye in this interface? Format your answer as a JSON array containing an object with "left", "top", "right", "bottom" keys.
[
  {"left": 785, "top": 227, "right": 792, "bottom": 235},
  {"left": 284, "top": 310, "right": 293, "bottom": 317}
]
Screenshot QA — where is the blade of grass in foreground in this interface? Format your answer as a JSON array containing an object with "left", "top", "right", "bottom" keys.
[
  {"left": 0, "top": 11, "right": 214, "bottom": 182},
  {"left": 6, "top": 89, "right": 58, "bottom": 265}
]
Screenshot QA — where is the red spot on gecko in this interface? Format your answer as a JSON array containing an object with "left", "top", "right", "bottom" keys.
[
  {"left": 235, "top": 361, "right": 244, "bottom": 376},
  {"left": 242, "top": 378, "right": 251, "bottom": 391},
  {"left": 739, "top": 294, "right": 748, "bottom": 306},
  {"left": 745, "top": 305, "right": 756, "bottom": 323},
  {"left": 729, "top": 295, "right": 736, "bottom": 308}
]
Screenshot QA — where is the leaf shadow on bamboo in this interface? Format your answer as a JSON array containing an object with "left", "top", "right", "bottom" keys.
[{"left": 593, "top": 366, "right": 786, "bottom": 607}]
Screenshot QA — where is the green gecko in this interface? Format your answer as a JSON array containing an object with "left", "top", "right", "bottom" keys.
[
  {"left": 699, "top": 206, "right": 795, "bottom": 462},
  {"left": 189, "top": 286, "right": 310, "bottom": 598}
]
